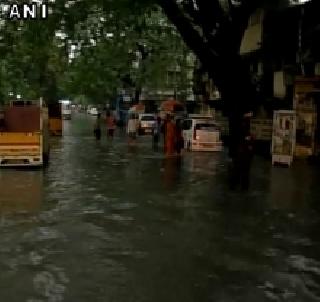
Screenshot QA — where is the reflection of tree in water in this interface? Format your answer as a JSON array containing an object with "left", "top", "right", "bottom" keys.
[{"left": 0, "top": 172, "right": 42, "bottom": 216}]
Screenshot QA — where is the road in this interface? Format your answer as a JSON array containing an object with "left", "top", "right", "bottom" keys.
[{"left": 1, "top": 113, "right": 320, "bottom": 302}]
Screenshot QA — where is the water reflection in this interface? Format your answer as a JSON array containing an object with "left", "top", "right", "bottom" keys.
[
  {"left": 162, "top": 157, "right": 182, "bottom": 190},
  {"left": 0, "top": 114, "right": 320, "bottom": 302},
  {"left": 0, "top": 171, "right": 42, "bottom": 217}
]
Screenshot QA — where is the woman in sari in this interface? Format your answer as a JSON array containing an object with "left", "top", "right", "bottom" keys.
[{"left": 165, "top": 115, "right": 176, "bottom": 156}]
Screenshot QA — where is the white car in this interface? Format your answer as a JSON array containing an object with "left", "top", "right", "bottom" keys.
[
  {"left": 138, "top": 114, "right": 156, "bottom": 134},
  {"left": 89, "top": 107, "right": 99, "bottom": 116},
  {"left": 62, "top": 104, "right": 72, "bottom": 120},
  {"left": 182, "top": 118, "right": 223, "bottom": 152}
]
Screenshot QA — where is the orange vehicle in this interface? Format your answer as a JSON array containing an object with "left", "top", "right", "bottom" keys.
[
  {"left": 0, "top": 100, "right": 49, "bottom": 167},
  {"left": 48, "top": 103, "right": 62, "bottom": 136}
]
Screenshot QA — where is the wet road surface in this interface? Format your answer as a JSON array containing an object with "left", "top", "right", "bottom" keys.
[{"left": 1, "top": 113, "right": 320, "bottom": 302}]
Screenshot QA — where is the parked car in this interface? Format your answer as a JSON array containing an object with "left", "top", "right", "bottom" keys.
[
  {"left": 138, "top": 113, "right": 156, "bottom": 135},
  {"left": 89, "top": 107, "right": 99, "bottom": 116},
  {"left": 182, "top": 118, "right": 223, "bottom": 152}
]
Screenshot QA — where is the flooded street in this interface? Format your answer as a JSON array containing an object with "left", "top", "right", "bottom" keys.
[{"left": 1, "top": 113, "right": 320, "bottom": 302}]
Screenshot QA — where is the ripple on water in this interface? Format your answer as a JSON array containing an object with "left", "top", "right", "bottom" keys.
[
  {"left": 23, "top": 227, "right": 66, "bottom": 242},
  {"left": 32, "top": 267, "right": 68, "bottom": 302},
  {"left": 105, "top": 214, "right": 135, "bottom": 222},
  {"left": 288, "top": 255, "right": 320, "bottom": 276},
  {"left": 110, "top": 202, "right": 137, "bottom": 210}
]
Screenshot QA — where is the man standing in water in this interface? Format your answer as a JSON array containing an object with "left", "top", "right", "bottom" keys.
[
  {"left": 152, "top": 115, "right": 162, "bottom": 151},
  {"left": 94, "top": 113, "right": 102, "bottom": 140},
  {"left": 106, "top": 112, "right": 116, "bottom": 139},
  {"left": 127, "top": 113, "right": 138, "bottom": 146},
  {"left": 175, "top": 119, "right": 184, "bottom": 156},
  {"left": 229, "top": 113, "right": 254, "bottom": 190}
]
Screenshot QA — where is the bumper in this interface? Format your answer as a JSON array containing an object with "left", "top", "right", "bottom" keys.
[
  {"left": 139, "top": 127, "right": 153, "bottom": 134},
  {"left": 191, "top": 141, "right": 223, "bottom": 152},
  {"left": 0, "top": 155, "right": 43, "bottom": 167}
]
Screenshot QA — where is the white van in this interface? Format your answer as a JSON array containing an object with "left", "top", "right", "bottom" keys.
[
  {"left": 60, "top": 100, "right": 72, "bottom": 120},
  {"left": 89, "top": 107, "right": 99, "bottom": 116},
  {"left": 182, "top": 118, "right": 223, "bottom": 152},
  {"left": 138, "top": 113, "right": 156, "bottom": 134}
]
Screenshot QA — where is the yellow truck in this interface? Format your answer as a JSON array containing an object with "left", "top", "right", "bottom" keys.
[{"left": 0, "top": 100, "right": 50, "bottom": 167}]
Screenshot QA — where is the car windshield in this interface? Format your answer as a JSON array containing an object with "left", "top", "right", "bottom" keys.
[
  {"left": 141, "top": 116, "right": 155, "bottom": 121},
  {"left": 195, "top": 123, "right": 219, "bottom": 131}
]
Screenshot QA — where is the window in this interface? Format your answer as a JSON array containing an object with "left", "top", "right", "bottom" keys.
[
  {"left": 195, "top": 123, "right": 219, "bottom": 131},
  {"left": 141, "top": 115, "right": 155, "bottom": 121}
]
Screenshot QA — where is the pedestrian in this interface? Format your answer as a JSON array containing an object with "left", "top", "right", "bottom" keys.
[
  {"left": 230, "top": 114, "right": 254, "bottom": 190},
  {"left": 162, "top": 116, "right": 168, "bottom": 153},
  {"left": 106, "top": 112, "right": 116, "bottom": 139},
  {"left": 165, "top": 115, "right": 176, "bottom": 157},
  {"left": 93, "top": 113, "right": 102, "bottom": 140},
  {"left": 175, "top": 119, "right": 184, "bottom": 155},
  {"left": 152, "top": 116, "right": 161, "bottom": 151},
  {"left": 127, "top": 113, "right": 138, "bottom": 145}
]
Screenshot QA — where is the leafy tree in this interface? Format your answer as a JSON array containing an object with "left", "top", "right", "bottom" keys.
[{"left": 155, "top": 0, "right": 303, "bottom": 159}]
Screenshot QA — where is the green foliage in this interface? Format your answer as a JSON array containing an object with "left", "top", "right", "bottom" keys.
[{"left": 0, "top": 0, "right": 194, "bottom": 104}]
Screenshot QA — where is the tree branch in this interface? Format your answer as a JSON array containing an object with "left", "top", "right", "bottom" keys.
[{"left": 156, "top": 4, "right": 220, "bottom": 67}]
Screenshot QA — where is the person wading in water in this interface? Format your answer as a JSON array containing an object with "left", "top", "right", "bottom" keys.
[
  {"left": 152, "top": 115, "right": 161, "bottom": 151},
  {"left": 229, "top": 113, "right": 254, "bottom": 190},
  {"left": 175, "top": 119, "right": 184, "bottom": 156},
  {"left": 94, "top": 113, "right": 102, "bottom": 141},
  {"left": 106, "top": 112, "right": 116, "bottom": 140},
  {"left": 164, "top": 115, "right": 176, "bottom": 157}
]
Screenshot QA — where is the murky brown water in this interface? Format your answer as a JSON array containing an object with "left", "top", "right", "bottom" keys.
[{"left": 1, "top": 113, "right": 320, "bottom": 302}]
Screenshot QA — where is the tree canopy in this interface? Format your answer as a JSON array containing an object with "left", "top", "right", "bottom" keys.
[
  {"left": 0, "top": 0, "right": 191, "bottom": 104},
  {"left": 0, "top": 0, "right": 312, "bottom": 107}
]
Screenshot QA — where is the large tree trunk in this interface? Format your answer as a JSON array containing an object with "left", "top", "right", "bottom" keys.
[{"left": 159, "top": 0, "right": 257, "bottom": 189}]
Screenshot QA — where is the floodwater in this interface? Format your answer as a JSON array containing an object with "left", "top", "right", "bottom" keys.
[{"left": 1, "top": 113, "right": 320, "bottom": 302}]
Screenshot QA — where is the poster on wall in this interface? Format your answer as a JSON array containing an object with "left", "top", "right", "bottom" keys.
[
  {"left": 293, "top": 78, "right": 318, "bottom": 157},
  {"left": 272, "top": 110, "right": 296, "bottom": 166}
]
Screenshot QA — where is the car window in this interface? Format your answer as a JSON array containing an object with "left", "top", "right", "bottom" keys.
[
  {"left": 195, "top": 123, "right": 219, "bottom": 131},
  {"left": 141, "top": 116, "right": 155, "bottom": 121}
]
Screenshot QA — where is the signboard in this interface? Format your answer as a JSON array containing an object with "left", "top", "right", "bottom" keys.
[
  {"left": 293, "top": 77, "right": 320, "bottom": 157},
  {"left": 272, "top": 110, "right": 296, "bottom": 166}
]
